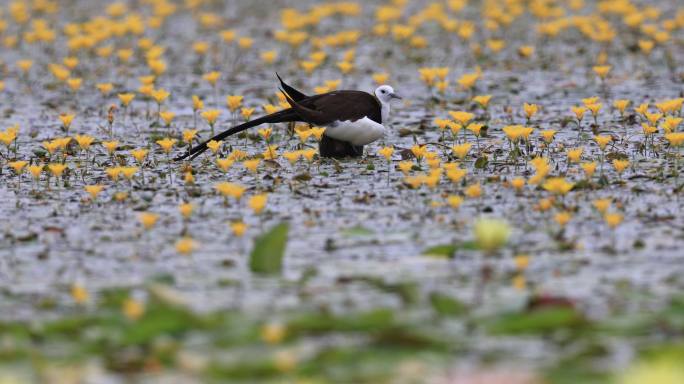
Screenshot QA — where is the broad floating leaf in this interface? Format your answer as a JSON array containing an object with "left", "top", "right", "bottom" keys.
[{"left": 249, "top": 222, "right": 289, "bottom": 274}]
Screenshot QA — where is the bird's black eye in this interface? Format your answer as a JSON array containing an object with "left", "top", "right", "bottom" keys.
[{"left": 381, "top": 90, "right": 386, "bottom": 93}]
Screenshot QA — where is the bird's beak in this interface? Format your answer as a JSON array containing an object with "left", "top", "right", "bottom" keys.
[{"left": 390, "top": 93, "right": 402, "bottom": 100}]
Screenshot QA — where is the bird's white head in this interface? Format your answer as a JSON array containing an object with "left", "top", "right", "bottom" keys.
[{"left": 374, "top": 85, "right": 402, "bottom": 104}]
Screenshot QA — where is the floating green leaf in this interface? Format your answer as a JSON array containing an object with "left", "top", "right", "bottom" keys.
[{"left": 249, "top": 222, "right": 289, "bottom": 274}]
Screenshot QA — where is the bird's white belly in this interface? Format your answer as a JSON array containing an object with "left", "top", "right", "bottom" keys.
[{"left": 324, "top": 117, "right": 385, "bottom": 146}]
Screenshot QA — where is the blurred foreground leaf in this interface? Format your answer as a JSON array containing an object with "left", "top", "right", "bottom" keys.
[
  {"left": 486, "top": 307, "right": 584, "bottom": 335},
  {"left": 249, "top": 223, "right": 289, "bottom": 274}
]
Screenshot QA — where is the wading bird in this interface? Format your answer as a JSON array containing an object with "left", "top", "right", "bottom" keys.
[{"left": 175, "top": 74, "right": 401, "bottom": 160}]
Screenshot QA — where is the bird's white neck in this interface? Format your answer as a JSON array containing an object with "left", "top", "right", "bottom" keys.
[{"left": 380, "top": 101, "right": 390, "bottom": 123}]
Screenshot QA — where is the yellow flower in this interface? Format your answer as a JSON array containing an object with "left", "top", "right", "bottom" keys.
[
  {"left": 71, "top": 283, "right": 89, "bottom": 304},
  {"left": 260, "top": 50, "right": 277, "bottom": 64},
  {"left": 28, "top": 165, "right": 43, "bottom": 179},
  {"left": 241, "top": 107, "right": 255, "bottom": 120},
  {"left": 593, "top": 198, "right": 611, "bottom": 214},
  {"left": 42, "top": 140, "right": 58, "bottom": 155},
  {"left": 114, "top": 192, "right": 128, "bottom": 202},
  {"left": 261, "top": 323, "right": 286, "bottom": 344},
  {"left": 613, "top": 99, "right": 630, "bottom": 114},
  {"left": 473, "top": 218, "right": 510, "bottom": 253},
  {"left": 451, "top": 143, "right": 472, "bottom": 160},
  {"left": 118, "top": 93, "right": 135, "bottom": 106},
  {"left": 448, "top": 111, "right": 474, "bottom": 125},
  {"left": 156, "top": 138, "right": 177, "bottom": 153},
  {"left": 540, "top": 130, "right": 556, "bottom": 143},
  {"left": 378, "top": 146, "right": 394, "bottom": 161},
  {"left": 59, "top": 113, "right": 75, "bottom": 128},
  {"left": 258, "top": 127, "right": 273, "bottom": 140},
  {"left": 0, "top": 129, "right": 17, "bottom": 147},
  {"left": 510, "top": 177, "right": 525, "bottom": 191},
  {"left": 586, "top": 103, "right": 602, "bottom": 117},
  {"left": 238, "top": 37, "right": 253, "bottom": 49},
  {"left": 221, "top": 29, "right": 236, "bottom": 42},
  {"left": 192, "top": 95, "right": 204, "bottom": 111},
  {"left": 182, "top": 129, "right": 198, "bottom": 144},
  {"left": 74, "top": 135, "right": 93, "bottom": 150},
  {"left": 457, "top": 72, "right": 480, "bottom": 90},
  {"left": 229, "top": 149, "right": 248, "bottom": 161},
  {"left": 665, "top": 132, "right": 684, "bottom": 147},
  {"left": 398, "top": 161, "right": 413, "bottom": 175},
  {"left": 581, "top": 162, "right": 597, "bottom": 178},
  {"left": 16, "top": 59, "right": 33, "bottom": 73},
  {"left": 518, "top": 45, "right": 534, "bottom": 57},
  {"left": 138, "top": 212, "right": 159, "bottom": 230},
  {"left": 662, "top": 117, "right": 683, "bottom": 133},
  {"left": 645, "top": 112, "right": 662, "bottom": 125},
  {"left": 604, "top": 212, "right": 623, "bottom": 229},
  {"left": 635, "top": 103, "right": 649, "bottom": 116},
  {"left": 337, "top": 61, "right": 354, "bottom": 74},
  {"left": 176, "top": 237, "right": 197, "bottom": 255},
  {"left": 8, "top": 160, "right": 27, "bottom": 174},
  {"left": 184, "top": 171, "right": 195, "bottom": 185},
  {"left": 372, "top": 72, "right": 389, "bottom": 84},
  {"left": 411, "top": 145, "right": 427, "bottom": 161},
  {"left": 466, "top": 123, "right": 483, "bottom": 137},
  {"left": 151, "top": 88, "right": 170, "bottom": 104},
  {"left": 523, "top": 103, "right": 539, "bottom": 119},
  {"left": 593, "top": 65, "right": 611, "bottom": 79},
  {"left": 120, "top": 166, "right": 138, "bottom": 180},
  {"left": 612, "top": 159, "right": 629, "bottom": 174},
  {"left": 84, "top": 185, "right": 104, "bottom": 200},
  {"left": 301, "top": 149, "right": 317, "bottom": 162},
  {"left": 642, "top": 124, "right": 658, "bottom": 136},
  {"left": 514, "top": 254, "right": 530, "bottom": 270},
  {"left": 206, "top": 140, "right": 222, "bottom": 154},
  {"left": 503, "top": 125, "right": 534, "bottom": 142},
  {"left": 179, "top": 202, "right": 194, "bottom": 219},
  {"left": 159, "top": 111, "right": 175, "bottom": 126},
  {"left": 295, "top": 129, "right": 312, "bottom": 143},
  {"left": 572, "top": 106, "right": 586, "bottom": 120},
  {"left": 122, "top": 298, "right": 145, "bottom": 320},
  {"left": 226, "top": 95, "right": 243, "bottom": 112},
  {"left": 243, "top": 159, "right": 261, "bottom": 173},
  {"left": 106, "top": 167, "right": 122, "bottom": 181},
  {"left": 249, "top": 194, "right": 268, "bottom": 214},
  {"left": 282, "top": 151, "right": 301, "bottom": 164},
  {"left": 130, "top": 149, "right": 149, "bottom": 164},
  {"left": 542, "top": 177, "right": 573, "bottom": 195},
  {"left": 262, "top": 145, "right": 278, "bottom": 161},
  {"left": 537, "top": 198, "right": 553, "bottom": 212},
  {"left": 66, "top": 77, "right": 82, "bottom": 91},
  {"left": 567, "top": 147, "right": 583, "bottom": 163},
  {"left": 215, "top": 182, "right": 246, "bottom": 200},
  {"left": 554, "top": 212, "right": 572, "bottom": 227},
  {"left": 434, "top": 118, "right": 451, "bottom": 131},
  {"left": 472, "top": 95, "right": 492, "bottom": 107},
  {"left": 594, "top": 135, "right": 612, "bottom": 150},
  {"left": 230, "top": 221, "right": 247, "bottom": 237},
  {"left": 464, "top": 183, "right": 482, "bottom": 198},
  {"left": 48, "top": 163, "right": 67, "bottom": 177},
  {"left": 202, "top": 109, "right": 221, "bottom": 125},
  {"left": 202, "top": 71, "right": 220, "bottom": 85},
  {"left": 309, "top": 127, "right": 326, "bottom": 141},
  {"left": 446, "top": 167, "right": 467, "bottom": 183},
  {"left": 216, "top": 158, "right": 234, "bottom": 172},
  {"left": 96, "top": 83, "right": 113, "bottom": 95},
  {"left": 447, "top": 195, "right": 463, "bottom": 208}
]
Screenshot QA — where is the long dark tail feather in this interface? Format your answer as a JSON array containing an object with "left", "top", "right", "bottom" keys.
[
  {"left": 175, "top": 109, "right": 299, "bottom": 161},
  {"left": 275, "top": 73, "right": 308, "bottom": 101}
]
